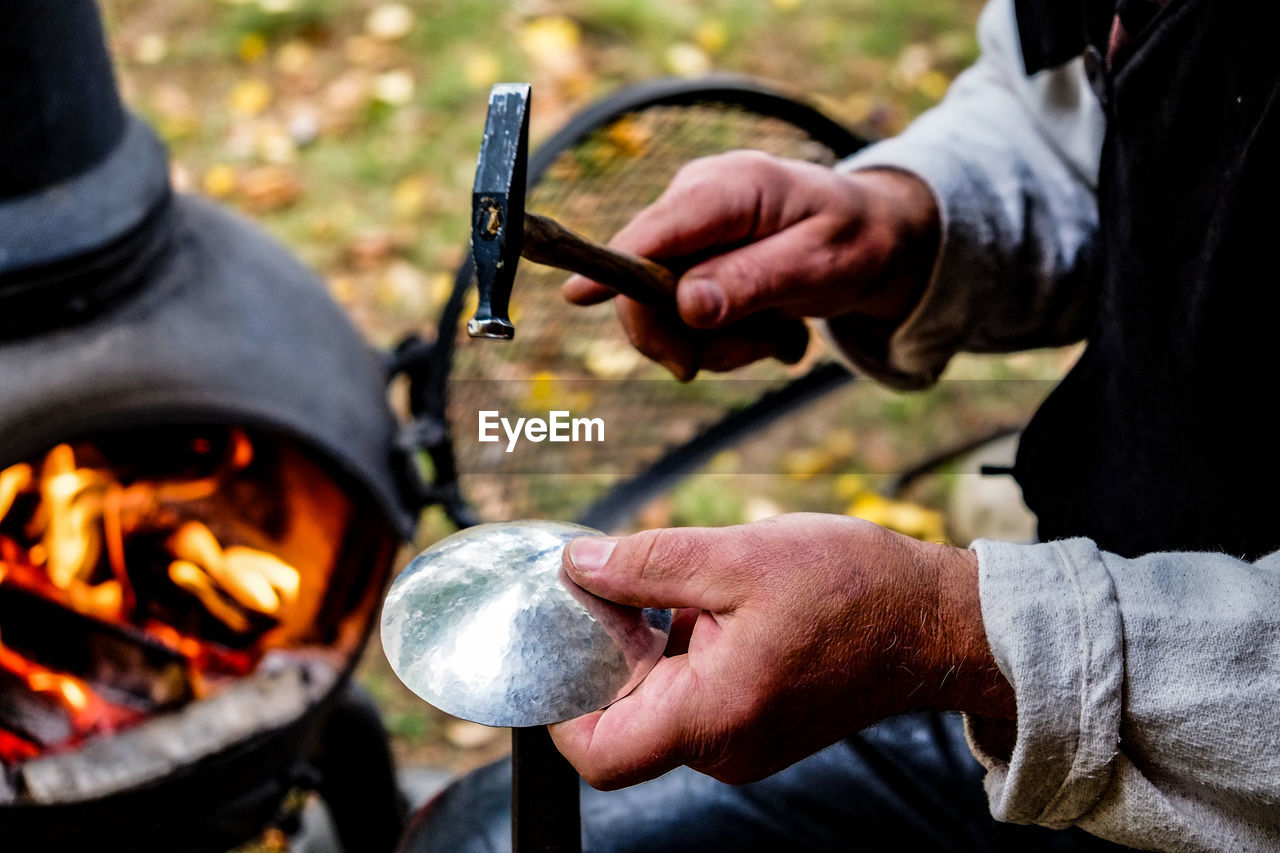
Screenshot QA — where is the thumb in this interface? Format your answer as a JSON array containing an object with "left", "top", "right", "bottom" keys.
[
  {"left": 563, "top": 528, "right": 744, "bottom": 612},
  {"left": 674, "top": 226, "right": 818, "bottom": 328}
]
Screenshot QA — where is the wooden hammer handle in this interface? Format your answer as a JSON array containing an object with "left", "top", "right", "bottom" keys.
[{"left": 522, "top": 212, "right": 809, "bottom": 370}]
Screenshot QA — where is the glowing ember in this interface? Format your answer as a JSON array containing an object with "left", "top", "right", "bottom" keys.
[
  {"left": 0, "top": 627, "right": 137, "bottom": 762},
  {"left": 0, "top": 430, "right": 332, "bottom": 766}
]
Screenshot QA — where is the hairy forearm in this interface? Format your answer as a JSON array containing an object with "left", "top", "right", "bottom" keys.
[
  {"left": 882, "top": 537, "right": 1015, "bottom": 721},
  {"left": 930, "top": 544, "right": 1016, "bottom": 719}
]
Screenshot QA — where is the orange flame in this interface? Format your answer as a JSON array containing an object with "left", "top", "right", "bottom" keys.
[
  {"left": 0, "top": 432, "right": 306, "bottom": 762},
  {"left": 170, "top": 520, "right": 301, "bottom": 620},
  {"left": 0, "top": 630, "right": 114, "bottom": 734}
]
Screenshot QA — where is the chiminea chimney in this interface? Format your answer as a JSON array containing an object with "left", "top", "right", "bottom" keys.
[
  {"left": 0, "top": 0, "right": 172, "bottom": 334},
  {"left": 0, "top": 1, "right": 416, "bottom": 537}
]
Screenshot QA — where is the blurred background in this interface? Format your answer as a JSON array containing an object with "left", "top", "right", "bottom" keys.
[{"left": 93, "top": 0, "right": 1071, "bottom": 838}]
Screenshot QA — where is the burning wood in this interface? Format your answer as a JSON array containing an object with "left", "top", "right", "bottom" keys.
[
  {"left": 13, "top": 657, "right": 336, "bottom": 804},
  {"left": 0, "top": 429, "right": 349, "bottom": 769},
  {"left": 0, "top": 670, "right": 74, "bottom": 751},
  {"left": 0, "top": 585, "right": 192, "bottom": 709}
]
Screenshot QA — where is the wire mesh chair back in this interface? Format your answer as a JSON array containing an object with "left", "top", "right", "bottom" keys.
[{"left": 434, "top": 79, "right": 866, "bottom": 529}]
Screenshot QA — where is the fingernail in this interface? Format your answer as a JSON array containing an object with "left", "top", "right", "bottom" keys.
[
  {"left": 686, "top": 278, "right": 725, "bottom": 323},
  {"left": 568, "top": 537, "right": 617, "bottom": 573}
]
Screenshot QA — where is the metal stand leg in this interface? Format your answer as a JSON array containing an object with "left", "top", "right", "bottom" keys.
[
  {"left": 512, "top": 727, "right": 581, "bottom": 853},
  {"left": 313, "top": 683, "right": 409, "bottom": 853}
]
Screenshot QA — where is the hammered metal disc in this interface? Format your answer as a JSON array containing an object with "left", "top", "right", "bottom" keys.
[{"left": 380, "top": 520, "right": 671, "bottom": 727}]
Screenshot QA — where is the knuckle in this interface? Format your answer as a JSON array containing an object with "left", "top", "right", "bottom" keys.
[
  {"left": 672, "top": 151, "right": 772, "bottom": 194},
  {"left": 672, "top": 154, "right": 727, "bottom": 185},
  {"left": 708, "top": 254, "right": 762, "bottom": 313},
  {"left": 717, "top": 148, "right": 776, "bottom": 172},
  {"left": 634, "top": 528, "right": 683, "bottom": 585},
  {"left": 626, "top": 527, "right": 715, "bottom": 592}
]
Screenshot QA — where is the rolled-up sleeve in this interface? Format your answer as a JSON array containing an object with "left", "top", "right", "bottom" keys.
[
  {"left": 971, "top": 539, "right": 1280, "bottom": 851},
  {"left": 819, "top": 0, "right": 1106, "bottom": 389}
]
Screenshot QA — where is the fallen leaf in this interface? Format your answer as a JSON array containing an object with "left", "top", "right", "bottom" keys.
[
  {"left": 274, "top": 39, "right": 314, "bottom": 75},
  {"left": 391, "top": 174, "right": 431, "bottom": 219},
  {"left": 842, "top": 93, "right": 876, "bottom": 125},
  {"left": 376, "top": 261, "right": 430, "bottom": 315},
  {"left": 238, "top": 32, "right": 268, "bottom": 64},
  {"left": 228, "top": 78, "right": 273, "bottom": 116},
  {"left": 824, "top": 429, "right": 857, "bottom": 457},
  {"left": 664, "top": 43, "right": 711, "bottom": 77},
  {"left": 833, "top": 472, "right": 866, "bottom": 500},
  {"left": 429, "top": 272, "right": 454, "bottom": 310},
  {"left": 582, "top": 338, "right": 644, "bottom": 378},
  {"left": 694, "top": 20, "right": 728, "bottom": 55},
  {"left": 256, "top": 124, "right": 297, "bottom": 163},
  {"left": 328, "top": 275, "right": 357, "bottom": 306},
  {"left": 917, "top": 69, "right": 950, "bottom": 102},
  {"left": 366, "top": 3, "right": 415, "bottom": 41},
  {"left": 708, "top": 451, "right": 741, "bottom": 474},
  {"left": 134, "top": 33, "right": 168, "bottom": 65},
  {"left": 636, "top": 496, "right": 672, "bottom": 529},
  {"left": 782, "top": 447, "right": 833, "bottom": 479},
  {"left": 605, "top": 115, "right": 652, "bottom": 158},
  {"left": 463, "top": 52, "right": 502, "bottom": 89},
  {"left": 324, "top": 69, "right": 372, "bottom": 118},
  {"left": 518, "top": 16, "right": 581, "bottom": 72},
  {"left": 892, "top": 44, "right": 933, "bottom": 89},
  {"left": 202, "top": 163, "right": 238, "bottom": 198},
  {"left": 347, "top": 229, "right": 397, "bottom": 268},
  {"left": 521, "top": 371, "right": 593, "bottom": 413},
  {"left": 847, "top": 493, "right": 946, "bottom": 542},
  {"left": 287, "top": 110, "right": 320, "bottom": 146},
  {"left": 149, "top": 83, "right": 200, "bottom": 140},
  {"left": 344, "top": 34, "right": 392, "bottom": 67},
  {"left": 373, "top": 69, "right": 415, "bottom": 105},
  {"left": 238, "top": 165, "right": 303, "bottom": 212}
]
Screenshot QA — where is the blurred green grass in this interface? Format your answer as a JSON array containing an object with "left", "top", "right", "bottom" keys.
[{"left": 101, "top": 0, "right": 985, "bottom": 344}]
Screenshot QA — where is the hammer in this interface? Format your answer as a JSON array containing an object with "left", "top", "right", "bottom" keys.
[{"left": 468, "top": 83, "right": 810, "bottom": 379}]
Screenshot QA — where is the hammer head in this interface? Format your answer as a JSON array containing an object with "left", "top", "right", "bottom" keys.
[{"left": 467, "top": 83, "right": 531, "bottom": 340}]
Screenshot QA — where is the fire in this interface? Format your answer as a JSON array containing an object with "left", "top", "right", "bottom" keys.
[
  {"left": 0, "top": 431, "right": 308, "bottom": 765},
  {"left": 0, "top": 627, "right": 133, "bottom": 764},
  {"left": 170, "top": 521, "right": 299, "bottom": 617}
]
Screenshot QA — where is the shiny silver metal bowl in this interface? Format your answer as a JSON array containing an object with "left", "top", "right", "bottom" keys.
[{"left": 380, "top": 521, "right": 671, "bottom": 727}]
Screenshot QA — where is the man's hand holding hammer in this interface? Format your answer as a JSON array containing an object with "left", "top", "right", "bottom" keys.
[
  {"left": 550, "top": 151, "right": 1015, "bottom": 788},
  {"left": 562, "top": 151, "right": 942, "bottom": 380}
]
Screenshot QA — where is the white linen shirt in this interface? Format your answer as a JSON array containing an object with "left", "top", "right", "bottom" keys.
[{"left": 821, "top": 1, "right": 1280, "bottom": 849}]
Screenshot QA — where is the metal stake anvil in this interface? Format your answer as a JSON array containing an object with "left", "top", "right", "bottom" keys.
[{"left": 468, "top": 83, "right": 810, "bottom": 377}]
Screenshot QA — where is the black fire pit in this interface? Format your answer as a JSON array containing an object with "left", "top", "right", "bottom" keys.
[{"left": 0, "top": 2, "right": 427, "bottom": 850}]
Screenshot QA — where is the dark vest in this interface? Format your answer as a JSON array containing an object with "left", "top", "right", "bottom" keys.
[{"left": 1011, "top": 0, "right": 1280, "bottom": 559}]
